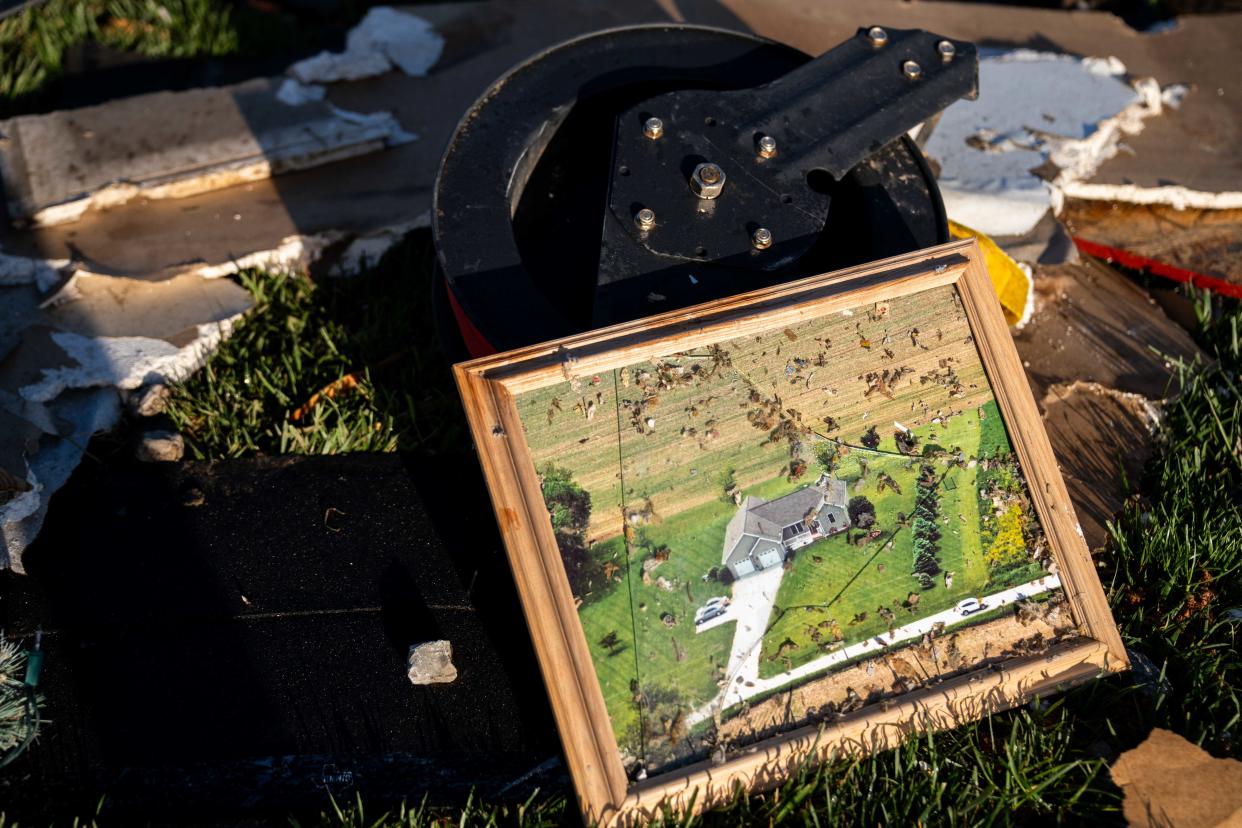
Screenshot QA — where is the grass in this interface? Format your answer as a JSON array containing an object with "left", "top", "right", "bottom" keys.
[
  {"left": 0, "top": 0, "right": 358, "bottom": 118},
  {"left": 0, "top": 0, "right": 237, "bottom": 110},
  {"left": 165, "top": 234, "right": 464, "bottom": 457},
  {"left": 32, "top": 233, "right": 1237, "bottom": 824}
]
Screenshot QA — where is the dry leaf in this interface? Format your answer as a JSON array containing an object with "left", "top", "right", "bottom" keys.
[{"left": 291, "top": 373, "right": 362, "bottom": 422}]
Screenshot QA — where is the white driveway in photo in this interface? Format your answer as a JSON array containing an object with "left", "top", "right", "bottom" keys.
[
  {"left": 691, "top": 566, "right": 785, "bottom": 706},
  {"left": 687, "top": 573, "right": 1061, "bottom": 726}
]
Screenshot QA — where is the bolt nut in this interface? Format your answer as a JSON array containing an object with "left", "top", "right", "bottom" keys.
[
  {"left": 902, "top": 60, "right": 922, "bottom": 80},
  {"left": 752, "top": 227, "right": 773, "bottom": 250},
  {"left": 938, "top": 40, "right": 956, "bottom": 61},
  {"left": 643, "top": 117, "right": 664, "bottom": 139},
  {"left": 757, "top": 135, "right": 777, "bottom": 159},
  {"left": 690, "top": 162, "right": 726, "bottom": 199},
  {"left": 635, "top": 207, "right": 656, "bottom": 230},
  {"left": 867, "top": 26, "right": 888, "bottom": 46}
]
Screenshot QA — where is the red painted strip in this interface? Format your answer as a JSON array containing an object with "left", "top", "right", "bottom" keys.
[
  {"left": 444, "top": 281, "right": 497, "bottom": 358},
  {"left": 1072, "top": 236, "right": 1242, "bottom": 300}
]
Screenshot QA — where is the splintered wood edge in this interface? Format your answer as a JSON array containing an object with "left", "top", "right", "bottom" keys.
[{"left": 454, "top": 238, "right": 1127, "bottom": 825}]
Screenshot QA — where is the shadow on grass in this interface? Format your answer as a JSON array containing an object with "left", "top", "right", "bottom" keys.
[{"left": 167, "top": 228, "right": 468, "bottom": 459}]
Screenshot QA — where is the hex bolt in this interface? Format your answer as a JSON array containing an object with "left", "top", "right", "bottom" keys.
[
  {"left": 902, "top": 60, "right": 923, "bottom": 80},
  {"left": 867, "top": 26, "right": 888, "bottom": 47},
  {"left": 752, "top": 227, "right": 773, "bottom": 250},
  {"left": 635, "top": 207, "right": 656, "bottom": 230},
  {"left": 938, "top": 40, "right": 956, "bottom": 62},
  {"left": 690, "top": 162, "right": 726, "bottom": 199},
  {"left": 757, "top": 135, "right": 777, "bottom": 159},
  {"left": 643, "top": 117, "right": 664, "bottom": 140}
]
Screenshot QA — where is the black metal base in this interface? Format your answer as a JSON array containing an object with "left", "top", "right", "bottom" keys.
[{"left": 433, "top": 25, "right": 948, "bottom": 358}]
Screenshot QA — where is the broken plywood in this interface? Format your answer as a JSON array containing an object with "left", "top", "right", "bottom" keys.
[
  {"left": 0, "top": 77, "right": 414, "bottom": 226},
  {"left": 1009, "top": 259, "right": 1205, "bottom": 549},
  {"left": 922, "top": 50, "right": 1172, "bottom": 238},
  {"left": 42, "top": 271, "right": 254, "bottom": 341},
  {"left": 1040, "top": 381, "right": 1156, "bottom": 551},
  {"left": 1012, "top": 259, "right": 1203, "bottom": 405},
  {"left": 1063, "top": 199, "right": 1242, "bottom": 289}
]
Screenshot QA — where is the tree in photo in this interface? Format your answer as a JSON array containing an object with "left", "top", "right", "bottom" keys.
[
  {"left": 719, "top": 466, "right": 739, "bottom": 504},
  {"left": 894, "top": 428, "right": 918, "bottom": 455},
  {"left": 910, "top": 464, "right": 942, "bottom": 582},
  {"left": 598, "top": 630, "right": 625, "bottom": 657},
  {"left": 542, "top": 464, "right": 591, "bottom": 535},
  {"left": 986, "top": 505, "right": 1028, "bottom": 570},
  {"left": 540, "top": 465, "right": 611, "bottom": 604},
  {"left": 814, "top": 441, "right": 838, "bottom": 474},
  {"left": 620, "top": 684, "right": 693, "bottom": 770},
  {"left": 848, "top": 495, "right": 876, "bottom": 529}
]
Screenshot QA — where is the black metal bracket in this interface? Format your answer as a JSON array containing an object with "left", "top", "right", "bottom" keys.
[{"left": 600, "top": 27, "right": 977, "bottom": 286}]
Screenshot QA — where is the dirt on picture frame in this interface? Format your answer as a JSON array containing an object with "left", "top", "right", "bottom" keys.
[{"left": 454, "top": 239, "right": 1126, "bottom": 826}]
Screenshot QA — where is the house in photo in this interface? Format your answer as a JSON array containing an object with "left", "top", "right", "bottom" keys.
[{"left": 721, "top": 474, "right": 851, "bottom": 580}]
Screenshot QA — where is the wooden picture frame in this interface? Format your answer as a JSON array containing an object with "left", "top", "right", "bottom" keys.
[{"left": 454, "top": 239, "right": 1127, "bottom": 826}]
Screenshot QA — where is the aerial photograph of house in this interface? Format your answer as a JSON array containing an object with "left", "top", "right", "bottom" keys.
[
  {"left": 515, "top": 283, "right": 1072, "bottom": 778},
  {"left": 722, "top": 474, "right": 850, "bottom": 580}
]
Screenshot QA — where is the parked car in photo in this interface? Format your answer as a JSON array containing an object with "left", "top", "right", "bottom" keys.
[
  {"left": 956, "top": 598, "right": 987, "bottom": 616},
  {"left": 695, "top": 596, "right": 731, "bottom": 625}
]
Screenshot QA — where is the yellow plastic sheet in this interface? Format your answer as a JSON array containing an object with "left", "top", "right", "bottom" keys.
[{"left": 948, "top": 220, "right": 1032, "bottom": 326}]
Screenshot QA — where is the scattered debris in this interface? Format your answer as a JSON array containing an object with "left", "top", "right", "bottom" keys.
[
  {"left": 1014, "top": 260, "right": 1202, "bottom": 403},
  {"left": 2, "top": 388, "right": 119, "bottom": 570},
  {"left": 925, "top": 50, "right": 1184, "bottom": 238},
  {"left": 1111, "top": 728, "right": 1242, "bottom": 828},
  {"left": 0, "top": 250, "right": 69, "bottom": 291},
  {"left": 291, "top": 374, "right": 364, "bottom": 423},
  {"left": 16, "top": 325, "right": 239, "bottom": 405},
  {"left": 406, "top": 640, "right": 458, "bottom": 685},
  {"left": 290, "top": 8, "right": 444, "bottom": 84},
  {"left": 128, "top": 384, "right": 171, "bottom": 418},
  {"left": 135, "top": 430, "right": 185, "bottom": 463},
  {"left": 1064, "top": 200, "right": 1242, "bottom": 296},
  {"left": 275, "top": 78, "right": 326, "bottom": 106}
]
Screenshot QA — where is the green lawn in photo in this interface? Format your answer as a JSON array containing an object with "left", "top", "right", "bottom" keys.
[
  {"left": 757, "top": 404, "right": 1037, "bottom": 677},
  {"left": 574, "top": 476, "right": 803, "bottom": 748}
]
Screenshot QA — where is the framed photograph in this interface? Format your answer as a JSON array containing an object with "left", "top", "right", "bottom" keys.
[{"left": 454, "top": 239, "right": 1126, "bottom": 825}]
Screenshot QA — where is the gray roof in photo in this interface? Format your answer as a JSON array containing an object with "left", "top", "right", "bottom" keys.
[
  {"left": 722, "top": 495, "right": 780, "bottom": 564},
  {"left": 750, "top": 487, "right": 824, "bottom": 531},
  {"left": 721, "top": 476, "right": 850, "bottom": 567},
  {"left": 819, "top": 474, "right": 849, "bottom": 509}
]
